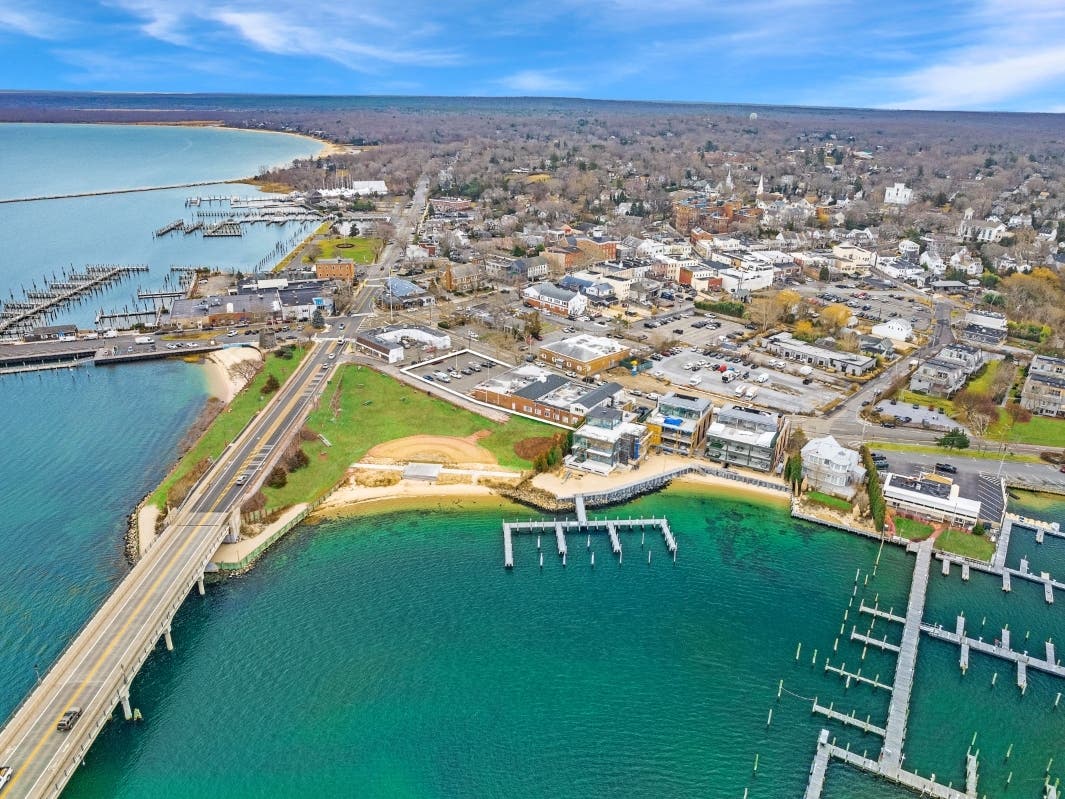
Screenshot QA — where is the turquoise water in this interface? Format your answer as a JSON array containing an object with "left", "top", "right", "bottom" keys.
[{"left": 57, "top": 490, "right": 1065, "bottom": 797}]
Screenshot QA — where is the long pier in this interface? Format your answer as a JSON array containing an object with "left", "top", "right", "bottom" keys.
[{"left": 880, "top": 540, "right": 932, "bottom": 772}]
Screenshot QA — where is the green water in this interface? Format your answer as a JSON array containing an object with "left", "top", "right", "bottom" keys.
[{"left": 62, "top": 490, "right": 1065, "bottom": 797}]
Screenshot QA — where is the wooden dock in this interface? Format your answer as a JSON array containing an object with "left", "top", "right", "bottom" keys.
[
  {"left": 858, "top": 601, "right": 905, "bottom": 625},
  {"left": 811, "top": 700, "right": 886, "bottom": 737},
  {"left": 804, "top": 730, "right": 977, "bottom": 799},
  {"left": 500, "top": 513, "right": 675, "bottom": 568},
  {"left": 0, "top": 265, "right": 148, "bottom": 335},
  {"left": 850, "top": 628, "right": 901, "bottom": 653},
  {"left": 921, "top": 621, "right": 1065, "bottom": 688},
  {"left": 880, "top": 540, "right": 932, "bottom": 772},
  {"left": 824, "top": 660, "right": 892, "bottom": 692}
]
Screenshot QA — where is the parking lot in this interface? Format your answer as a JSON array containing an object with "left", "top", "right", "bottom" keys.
[
  {"left": 794, "top": 281, "right": 933, "bottom": 332},
  {"left": 873, "top": 398, "right": 967, "bottom": 434}
]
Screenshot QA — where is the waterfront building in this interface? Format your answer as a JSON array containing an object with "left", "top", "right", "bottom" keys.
[
  {"left": 960, "top": 309, "right": 1008, "bottom": 345},
  {"left": 644, "top": 392, "right": 714, "bottom": 456},
  {"left": 705, "top": 404, "right": 789, "bottom": 472},
  {"left": 470, "top": 364, "right": 622, "bottom": 427},
  {"left": 1020, "top": 354, "right": 1065, "bottom": 417},
  {"left": 567, "top": 407, "right": 650, "bottom": 474},
  {"left": 800, "top": 436, "right": 865, "bottom": 499},
  {"left": 882, "top": 472, "right": 982, "bottom": 529}
]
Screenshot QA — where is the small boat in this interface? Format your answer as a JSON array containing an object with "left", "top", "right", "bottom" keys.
[{"left": 132, "top": 708, "right": 143, "bottom": 722}]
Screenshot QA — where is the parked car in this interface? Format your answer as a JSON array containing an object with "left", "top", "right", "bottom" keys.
[{"left": 934, "top": 463, "right": 958, "bottom": 474}]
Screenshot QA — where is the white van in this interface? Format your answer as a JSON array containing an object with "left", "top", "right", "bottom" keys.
[
  {"left": 688, "top": 375, "right": 702, "bottom": 386},
  {"left": 756, "top": 373, "right": 769, "bottom": 384}
]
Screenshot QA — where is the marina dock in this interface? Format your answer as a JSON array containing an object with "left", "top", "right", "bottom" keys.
[
  {"left": 880, "top": 541, "right": 932, "bottom": 772},
  {"left": 805, "top": 730, "right": 977, "bottom": 799},
  {"left": 500, "top": 502, "right": 675, "bottom": 568},
  {"left": 921, "top": 617, "right": 1065, "bottom": 689},
  {"left": 0, "top": 265, "right": 148, "bottom": 336}
]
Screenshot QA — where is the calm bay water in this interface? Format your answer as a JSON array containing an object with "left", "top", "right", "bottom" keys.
[
  {"left": 1, "top": 122, "right": 1063, "bottom": 798},
  {"left": 59, "top": 490, "right": 1065, "bottom": 798},
  {"left": 0, "top": 124, "right": 318, "bottom": 722}
]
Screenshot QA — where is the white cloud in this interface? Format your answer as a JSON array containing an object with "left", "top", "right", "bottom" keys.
[
  {"left": 108, "top": 0, "right": 458, "bottom": 70},
  {"left": 875, "top": 0, "right": 1065, "bottom": 110},
  {"left": 497, "top": 70, "right": 580, "bottom": 94},
  {"left": 0, "top": 2, "right": 60, "bottom": 38}
]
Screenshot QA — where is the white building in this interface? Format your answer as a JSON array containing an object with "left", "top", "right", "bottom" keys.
[
  {"left": 720, "top": 266, "right": 775, "bottom": 294},
  {"left": 522, "top": 283, "right": 588, "bottom": 317},
  {"left": 832, "top": 243, "right": 878, "bottom": 276},
  {"left": 884, "top": 183, "right": 914, "bottom": 205},
  {"left": 801, "top": 436, "right": 865, "bottom": 499},
  {"left": 882, "top": 473, "right": 982, "bottom": 530},
  {"left": 870, "top": 318, "right": 914, "bottom": 344}
]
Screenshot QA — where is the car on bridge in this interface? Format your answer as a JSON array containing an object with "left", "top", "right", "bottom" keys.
[
  {"left": 57, "top": 707, "right": 82, "bottom": 732},
  {"left": 0, "top": 766, "right": 11, "bottom": 790}
]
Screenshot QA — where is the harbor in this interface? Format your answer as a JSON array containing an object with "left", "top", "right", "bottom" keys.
[{"left": 0, "top": 265, "right": 148, "bottom": 338}]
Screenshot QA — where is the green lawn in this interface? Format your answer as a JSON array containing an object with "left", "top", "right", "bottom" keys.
[
  {"left": 148, "top": 347, "right": 308, "bottom": 510},
  {"left": 988, "top": 413, "right": 1065, "bottom": 446},
  {"left": 895, "top": 390, "right": 954, "bottom": 416},
  {"left": 308, "top": 236, "right": 382, "bottom": 264},
  {"left": 966, "top": 360, "right": 1004, "bottom": 395},
  {"left": 866, "top": 440, "right": 1040, "bottom": 463},
  {"left": 261, "top": 366, "right": 552, "bottom": 509},
  {"left": 893, "top": 516, "right": 934, "bottom": 541},
  {"left": 936, "top": 529, "right": 995, "bottom": 561},
  {"left": 806, "top": 491, "right": 852, "bottom": 512}
]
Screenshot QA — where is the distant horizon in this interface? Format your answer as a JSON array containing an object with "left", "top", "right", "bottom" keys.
[
  {"left": 1, "top": 89, "right": 1064, "bottom": 118},
  {"left": 1, "top": 2, "right": 1064, "bottom": 113}
]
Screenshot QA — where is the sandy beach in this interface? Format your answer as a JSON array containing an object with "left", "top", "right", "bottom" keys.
[
  {"left": 202, "top": 347, "right": 263, "bottom": 403},
  {"left": 314, "top": 481, "right": 508, "bottom": 518}
]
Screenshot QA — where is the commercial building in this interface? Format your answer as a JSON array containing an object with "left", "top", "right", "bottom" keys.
[
  {"left": 645, "top": 392, "right": 714, "bottom": 456},
  {"left": 705, "top": 404, "right": 789, "bottom": 472},
  {"left": 764, "top": 332, "right": 876, "bottom": 376},
  {"left": 470, "top": 364, "right": 622, "bottom": 427},
  {"left": 537, "top": 334, "right": 631, "bottom": 376},
  {"left": 314, "top": 258, "right": 357, "bottom": 282},
  {"left": 165, "top": 280, "right": 334, "bottom": 328},
  {"left": 800, "top": 436, "right": 865, "bottom": 499},
  {"left": 882, "top": 472, "right": 982, "bottom": 530},
  {"left": 521, "top": 282, "right": 588, "bottom": 317},
  {"left": 568, "top": 407, "right": 650, "bottom": 475},
  {"left": 354, "top": 324, "right": 451, "bottom": 363},
  {"left": 1020, "top": 354, "right": 1065, "bottom": 417},
  {"left": 959, "top": 309, "right": 1007, "bottom": 345}
]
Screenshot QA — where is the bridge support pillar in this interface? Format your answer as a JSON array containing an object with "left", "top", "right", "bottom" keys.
[
  {"left": 120, "top": 690, "right": 132, "bottom": 721},
  {"left": 163, "top": 626, "right": 174, "bottom": 651},
  {"left": 224, "top": 506, "right": 241, "bottom": 545},
  {"left": 196, "top": 576, "right": 205, "bottom": 596}
]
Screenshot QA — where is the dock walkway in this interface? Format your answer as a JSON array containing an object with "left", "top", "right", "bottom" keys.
[
  {"left": 880, "top": 540, "right": 932, "bottom": 772},
  {"left": 500, "top": 514, "right": 673, "bottom": 568}
]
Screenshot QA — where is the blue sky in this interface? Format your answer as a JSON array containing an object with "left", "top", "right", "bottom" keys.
[{"left": 1, "top": 0, "right": 1064, "bottom": 111}]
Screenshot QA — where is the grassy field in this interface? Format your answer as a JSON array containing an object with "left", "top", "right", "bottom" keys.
[
  {"left": 309, "top": 236, "right": 382, "bottom": 264},
  {"left": 866, "top": 440, "right": 1040, "bottom": 463},
  {"left": 894, "top": 516, "right": 934, "bottom": 541},
  {"left": 261, "top": 366, "right": 552, "bottom": 508},
  {"left": 936, "top": 528, "right": 995, "bottom": 561},
  {"left": 806, "top": 491, "right": 852, "bottom": 511},
  {"left": 149, "top": 347, "right": 308, "bottom": 510}
]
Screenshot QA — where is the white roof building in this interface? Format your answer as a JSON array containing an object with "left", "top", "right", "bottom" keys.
[{"left": 870, "top": 318, "right": 914, "bottom": 343}]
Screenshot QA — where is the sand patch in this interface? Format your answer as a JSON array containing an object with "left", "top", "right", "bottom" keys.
[{"left": 364, "top": 435, "right": 498, "bottom": 466}]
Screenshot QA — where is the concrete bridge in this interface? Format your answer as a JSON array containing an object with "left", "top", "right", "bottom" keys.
[{"left": 0, "top": 338, "right": 340, "bottom": 798}]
